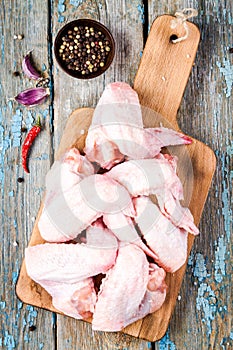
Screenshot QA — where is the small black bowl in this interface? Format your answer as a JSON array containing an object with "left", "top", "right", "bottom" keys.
[{"left": 54, "top": 19, "right": 115, "bottom": 79}]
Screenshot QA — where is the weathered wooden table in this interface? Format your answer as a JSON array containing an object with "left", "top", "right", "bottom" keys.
[{"left": 1, "top": 1, "right": 232, "bottom": 349}]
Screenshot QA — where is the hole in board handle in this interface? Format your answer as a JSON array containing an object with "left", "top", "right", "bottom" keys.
[{"left": 170, "top": 34, "right": 178, "bottom": 42}]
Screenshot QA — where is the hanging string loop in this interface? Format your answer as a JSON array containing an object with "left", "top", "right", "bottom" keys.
[{"left": 170, "top": 8, "right": 198, "bottom": 43}]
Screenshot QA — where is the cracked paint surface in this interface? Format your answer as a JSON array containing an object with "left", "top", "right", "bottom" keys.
[
  {"left": 0, "top": 101, "right": 11, "bottom": 188},
  {"left": 191, "top": 232, "right": 231, "bottom": 344},
  {"left": 196, "top": 283, "right": 217, "bottom": 336},
  {"left": 70, "top": 0, "right": 84, "bottom": 7},
  {"left": 25, "top": 111, "right": 34, "bottom": 129},
  {"left": 11, "top": 109, "right": 23, "bottom": 148},
  {"left": 58, "top": 0, "right": 66, "bottom": 23},
  {"left": 217, "top": 59, "right": 233, "bottom": 97},
  {"left": 193, "top": 253, "right": 209, "bottom": 281},
  {"left": 214, "top": 236, "right": 226, "bottom": 283},
  {"left": 220, "top": 141, "right": 233, "bottom": 242},
  {"left": 158, "top": 330, "right": 176, "bottom": 350},
  {"left": 0, "top": 1, "right": 232, "bottom": 350},
  {"left": 137, "top": 4, "right": 145, "bottom": 24}
]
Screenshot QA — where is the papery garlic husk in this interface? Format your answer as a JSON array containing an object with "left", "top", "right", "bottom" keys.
[
  {"left": 15, "top": 87, "right": 49, "bottom": 107},
  {"left": 22, "top": 51, "right": 42, "bottom": 80}
]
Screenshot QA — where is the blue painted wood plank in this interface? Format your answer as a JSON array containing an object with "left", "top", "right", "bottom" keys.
[
  {"left": 52, "top": 0, "right": 149, "bottom": 348},
  {"left": 1, "top": 0, "right": 232, "bottom": 349},
  {"left": 0, "top": 1, "right": 55, "bottom": 349},
  {"left": 148, "top": 1, "right": 232, "bottom": 349}
]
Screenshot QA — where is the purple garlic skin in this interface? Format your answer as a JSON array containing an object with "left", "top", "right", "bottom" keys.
[
  {"left": 22, "top": 51, "right": 42, "bottom": 80},
  {"left": 15, "top": 87, "right": 49, "bottom": 107}
]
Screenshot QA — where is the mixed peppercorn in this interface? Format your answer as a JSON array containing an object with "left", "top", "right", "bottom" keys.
[{"left": 58, "top": 25, "right": 112, "bottom": 76}]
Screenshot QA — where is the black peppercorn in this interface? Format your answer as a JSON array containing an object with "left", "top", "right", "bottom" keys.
[
  {"left": 17, "top": 177, "right": 24, "bottom": 183},
  {"left": 57, "top": 23, "right": 112, "bottom": 76}
]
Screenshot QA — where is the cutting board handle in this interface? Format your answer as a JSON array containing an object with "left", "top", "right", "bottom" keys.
[{"left": 134, "top": 15, "right": 200, "bottom": 129}]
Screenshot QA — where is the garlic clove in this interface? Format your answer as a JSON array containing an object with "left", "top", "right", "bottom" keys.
[
  {"left": 22, "top": 51, "right": 42, "bottom": 80},
  {"left": 15, "top": 87, "right": 49, "bottom": 107}
]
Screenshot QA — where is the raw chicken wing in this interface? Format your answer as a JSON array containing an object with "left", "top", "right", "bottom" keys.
[
  {"left": 92, "top": 244, "right": 167, "bottom": 331},
  {"left": 134, "top": 196, "right": 189, "bottom": 272},
  {"left": 142, "top": 263, "right": 167, "bottom": 313},
  {"left": 25, "top": 226, "right": 117, "bottom": 319},
  {"left": 106, "top": 158, "right": 184, "bottom": 200},
  {"left": 103, "top": 212, "right": 159, "bottom": 260},
  {"left": 85, "top": 82, "right": 191, "bottom": 169},
  {"left": 45, "top": 148, "right": 94, "bottom": 205},
  {"left": 43, "top": 278, "right": 96, "bottom": 320},
  {"left": 127, "top": 263, "right": 167, "bottom": 323},
  {"left": 107, "top": 159, "right": 198, "bottom": 235},
  {"left": 92, "top": 243, "right": 149, "bottom": 331},
  {"left": 25, "top": 238, "right": 117, "bottom": 283},
  {"left": 38, "top": 174, "right": 135, "bottom": 242}
]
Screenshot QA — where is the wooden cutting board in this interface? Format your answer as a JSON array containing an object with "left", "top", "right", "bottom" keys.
[{"left": 16, "top": 15, "right": 216, "bottom": 342}]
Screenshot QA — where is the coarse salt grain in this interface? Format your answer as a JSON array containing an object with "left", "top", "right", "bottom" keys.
[{"left": 14, "top": 34, "right": 24, "bottom": 40}]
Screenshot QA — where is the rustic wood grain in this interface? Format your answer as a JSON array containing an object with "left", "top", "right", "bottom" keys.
[
  {"left": 148, "top": 1, "right": 232, "bottom": 349},
  {"left": 52, "top": 0, "right": 144, "bottom": 150},
  {"left": 16, "top": 13, "right": 215, "bottom": 343},
  {"left": 132, "top": 15, "right": 215, "bottom": 342},
  {"left": 1, "top": 0, "right": 232, "bottom": 349},
  {"left": 52, "top": 1, "right": 148, "bottom": 349},
  {"left": 0, "top": 1, "right": 55, "bottom": 349}
]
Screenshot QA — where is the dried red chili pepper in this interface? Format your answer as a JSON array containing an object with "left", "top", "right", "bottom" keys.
[{"left": 22, "top": 117, "right": 41, "bottom": 173}]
